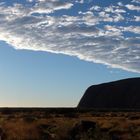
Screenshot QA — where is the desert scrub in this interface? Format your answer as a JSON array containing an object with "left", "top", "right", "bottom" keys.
[
  {"left": 69, "top": 120, "right": 111, "bottom": 140},
  {"left": 38, "top": 124, "right": 57, "bottom": 140},
  {"left": 22, "top": 115, "right": 37, "bottom": 123},
  {"left": 0, "top": 127, "right": 6, "bottom": 140},
  {"left": 63, "top": 112, "right": 79, "bottom": 118}
]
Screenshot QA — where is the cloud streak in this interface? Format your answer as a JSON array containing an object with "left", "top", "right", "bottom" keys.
[{"left": 0, "top": 0, "right": 140, "bottom": 73}]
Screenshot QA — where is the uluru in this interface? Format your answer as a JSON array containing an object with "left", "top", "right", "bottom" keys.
[{"left": 78, "top": 78, "right": 140, "bottom": 109}]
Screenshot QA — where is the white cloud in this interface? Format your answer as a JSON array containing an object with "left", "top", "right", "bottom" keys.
[
  {"left": 115, "top": 9, "right": 126, "bottom": 13},
  {"left": 132, "top": 0, "right": 140, "bottom": 4},
  {"left": 98, "top": 11, "right": 124, "bottom": 22},
  {"left": 104, "top": 25, "right": 123, "bottom": 36},
  {"left": 75, "top": 0, "right": 84, "bottom": 4},
  {"left": 117, "top": 2, "right": 123, "bottom": 6},
  {"left": 104, "top": 6, "right": 114, "bottom": 13},
  {"left": 27, "top": 0, "right": 33, "bottom": 2},
  {"left": 134, "top": 16, "right": 140, "bottom": 21},
  {"left": 31, "top": 1, "right": 73, "bottom": 14},
  {"left": 0, "top": 1, "right": 139, "bottom": 73},
  {"left": 121, "top": 26, "right": 140, "bottom": 34},
  {"left": 89, "top": 5, "right": 125, "bottom": 22},
  {"left": 90, "top": 6, "right": 101, "bottom": 11},
  {"left": 104, "top": 5, "right": 126, "bottom": 13},
  {"left": 126, "top": 4, "right": 140, "bottom": 11},
  {"left": 105, "top": 25, "right": 140, "bottom": 35}
]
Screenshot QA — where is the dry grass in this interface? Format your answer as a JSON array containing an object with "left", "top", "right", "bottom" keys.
[{"left": 0, "top": 108, "right": 139, "bottom": 140}]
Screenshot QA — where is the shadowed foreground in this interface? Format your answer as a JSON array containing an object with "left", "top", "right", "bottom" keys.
[{"left": 0, "top": 108, "right": 139, "bottom": 140}]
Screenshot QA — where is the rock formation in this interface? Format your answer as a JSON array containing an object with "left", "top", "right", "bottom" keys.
[{"left": 78, "top": 78, "right": 140, "bottom": 109}]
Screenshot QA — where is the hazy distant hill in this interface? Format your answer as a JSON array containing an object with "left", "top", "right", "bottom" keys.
[{"left": 78, "top": 78, "right": 140, "bottom": 109}]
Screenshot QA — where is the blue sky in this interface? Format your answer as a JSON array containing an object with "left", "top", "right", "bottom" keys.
[{"left": 0, "top": 0, "right": 140, "bottom": 107}]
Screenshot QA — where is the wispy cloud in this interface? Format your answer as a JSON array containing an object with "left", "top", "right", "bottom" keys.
[{"left": 0, "top": 0, "right": 139, "bottom": 73}]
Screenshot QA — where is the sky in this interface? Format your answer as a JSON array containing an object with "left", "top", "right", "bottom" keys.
[{"left": 0, "top": 0, "right": 140, "bottom": 107}]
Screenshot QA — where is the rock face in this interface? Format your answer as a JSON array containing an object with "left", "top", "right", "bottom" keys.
[{"left": 78, "top": 78, "right": 140, "bottom": 109}]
